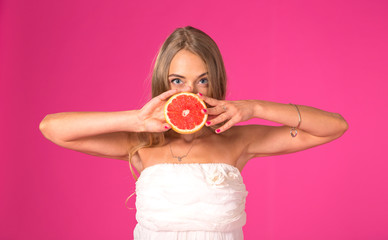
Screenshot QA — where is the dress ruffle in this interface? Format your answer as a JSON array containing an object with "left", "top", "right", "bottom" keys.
[{"left": 134, "top": 163, "right": 248, "bottom": 239}]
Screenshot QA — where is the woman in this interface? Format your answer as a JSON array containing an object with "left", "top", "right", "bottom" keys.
[{"left": 39, "top": 26, "right": 348, "bottom": 239}]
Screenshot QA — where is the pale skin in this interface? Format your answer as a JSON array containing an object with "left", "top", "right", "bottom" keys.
[{"left": 39, "top": 49, "right": 348, "bottom": 174}]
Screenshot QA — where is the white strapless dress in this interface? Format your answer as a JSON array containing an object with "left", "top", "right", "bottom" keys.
[{"left": 133, "top": 163, "right": 248, "bottom": 240}]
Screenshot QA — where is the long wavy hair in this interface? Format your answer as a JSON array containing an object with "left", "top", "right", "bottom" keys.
[{"left": 125, "top": 26, "right": 227, "bottom": 208}]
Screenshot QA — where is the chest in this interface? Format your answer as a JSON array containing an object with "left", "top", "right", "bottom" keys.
[{"left": 133, "top": 135, "right": 244, "bottom": 173}]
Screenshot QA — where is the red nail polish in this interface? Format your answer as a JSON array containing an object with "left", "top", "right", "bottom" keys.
[
  {"left": 216, "top": 129, "right": 220, "bottom": 133},
  {"left": 202, "top": 109, "right": 207, "bottom": 113},
  {"left": 165, "top": 126, "right": 169, "bottom": 129},
  {"left": 206, "top": 121, "right": 211, "bottom": 125},
  {"left": 197, "top": 92, "right": 203, "bottom": 96}
]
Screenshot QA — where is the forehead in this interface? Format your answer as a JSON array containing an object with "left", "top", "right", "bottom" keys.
[{"left": 169, "top": 50, "right": 207, "bottom": 75}]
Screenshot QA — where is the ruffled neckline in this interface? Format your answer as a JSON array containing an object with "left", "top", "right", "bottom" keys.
[{"left": 140, "top": 162, "right": 241, "bottom": 175}]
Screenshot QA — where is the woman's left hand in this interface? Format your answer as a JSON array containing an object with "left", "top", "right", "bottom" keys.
[{"left": 197, "top": 93, "right": 255, "bottom": 133}]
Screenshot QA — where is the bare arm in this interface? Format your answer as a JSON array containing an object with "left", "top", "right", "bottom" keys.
[
  {"left": 39, "top": 110, "right": 142, "bottom": 142},
  {"left": 39, "top": 111, "right": 143, "bottom": 160},
  {"left": 198, "top": 94, "right": 348, "bottom": 159},
  {"left": 244, "top": 100, "right": 348, "bottom": 158},
  {"left": 253, "top": 100, "right": 348, "bottom": 138},
  {"left": 39, "top": 89, "right": 179, "bottom": 160}
]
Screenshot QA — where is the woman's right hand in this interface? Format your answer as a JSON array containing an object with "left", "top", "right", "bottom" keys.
[{"left": 137, "top": 89, "right": 179, "bottom": 132}]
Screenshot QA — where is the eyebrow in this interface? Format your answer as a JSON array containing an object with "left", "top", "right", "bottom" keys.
[{"left": 168, "top": 72, "right": 208, "bottom": 79}]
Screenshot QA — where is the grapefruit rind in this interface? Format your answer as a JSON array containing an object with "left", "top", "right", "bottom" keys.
[{"left": 164, "top": 92, "right": 208, "bottom": 134}]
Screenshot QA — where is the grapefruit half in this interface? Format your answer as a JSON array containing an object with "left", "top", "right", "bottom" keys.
[{"left": 164, "top": 92, "right": 208, "bottom": 134}]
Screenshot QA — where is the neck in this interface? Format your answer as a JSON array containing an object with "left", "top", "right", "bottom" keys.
[{"left": 167, "top": 127, "right": 211, "bottom": 143}]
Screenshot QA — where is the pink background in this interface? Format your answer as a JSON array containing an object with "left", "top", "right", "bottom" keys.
[{"left": 1, "top": 0, "right": 387, "bottom": 239}]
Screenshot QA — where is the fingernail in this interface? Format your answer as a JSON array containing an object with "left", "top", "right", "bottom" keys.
[
  {"left": 202, "top": 109, "right": 207, "bottom": 113},
  {"left": 206, "top": 121, "right": 211, "bottom": 125},
  {"left": 216, "top": 129, "right": 221, "bottom": 133},
  {"left": 197, "top": 92, "right": 202, "bottom": 96},
  {"left": 165, "top": 125, "right": 169, "bottom": 129}
]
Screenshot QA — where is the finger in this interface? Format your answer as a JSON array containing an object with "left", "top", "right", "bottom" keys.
[
  {"left": 206, "top": 112, "right": 230, "bottom": 127},
  {"left": 153, "top": 105, "right": 165, "bottom": 120},
  {"left": 206, "top": 115, "right": 218, "bottom": 121},
  {"left": 197, "top": 93, "right": 220, "bottom": 107},
  {"left": 157, "top": 89, "right": 179, "bottom": 101},
  {"left": 140, "top": 89, "right": 178, "bottom": 116},
  {"left": 206, "top": 104, "right": 227, "bottom": 116},
  {"left": 151, "top": 123, "right": 171, "bottom": 133},
  {"left": 145, "top": 119, "right": 172, "bottom": 133},
  {"left": 162, "top": 123, "right": 172, "bottom": 132},
  {"left": 215, "top": 118, "right": 236, "bottom": 134},
  {"left": 146, "top": 89, "right": 178, "bottom": 110}
]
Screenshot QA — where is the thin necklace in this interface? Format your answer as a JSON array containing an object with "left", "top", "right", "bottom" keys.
[
  {"left": 169, "top": 129, "right": 209, "bottom": 162},
  {"left": 169, "top": 142, "right": 195, "bottom": 162}
]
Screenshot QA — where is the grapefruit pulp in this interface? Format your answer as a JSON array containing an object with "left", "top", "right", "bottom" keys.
[{"left": 164, "top": 92, "right": 208, "bottom": 134}]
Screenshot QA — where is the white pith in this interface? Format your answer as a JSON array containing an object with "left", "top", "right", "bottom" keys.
[{"left": 182, "top": 109, "right": 190, "bottom": 117}]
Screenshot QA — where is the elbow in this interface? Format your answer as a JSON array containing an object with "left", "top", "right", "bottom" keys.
[
  {"left": 335, "top": 113, "right": 349, "bottom": 137},
  {"left": 339, "top": 113, "right": 349, "bottom": 132},
  {"left": 39, "top": 116, "right": 47, "bottom": 132},
  {"left": 39, "top": 114, "right": 69, "bottom": 146},
  {"left": 39, "top": 114, "right": 52, "bottom": 140},
  {"left": 343, "top": 118, "right": 349, "bottom": 133}
]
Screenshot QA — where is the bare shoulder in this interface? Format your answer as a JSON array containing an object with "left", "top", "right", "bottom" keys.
[
  {"left": 220, "top": 125, "right": 265, "bottom": 169},
  {"left": 225, "top": 124, "right": 281, "bottom": 170}
]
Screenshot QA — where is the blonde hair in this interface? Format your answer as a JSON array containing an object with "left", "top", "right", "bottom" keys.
[{"left": 125, "top": 26, "right": 227, "bottom": 208}]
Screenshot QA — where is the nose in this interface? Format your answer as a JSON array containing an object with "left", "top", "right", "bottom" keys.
[{"left": 183, "top": 83, "right": 195, "bottom": 93}]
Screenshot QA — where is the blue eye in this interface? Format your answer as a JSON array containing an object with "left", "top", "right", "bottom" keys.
[
  {"left": 171, "top": 79, "right": 183, "bottom": 84},
  {"left": 199, "top": 78, "right": 208, "bottom": 84}
]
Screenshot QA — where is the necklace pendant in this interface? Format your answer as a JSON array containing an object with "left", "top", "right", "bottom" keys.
[{"left": 177, "top": 157, "right": 182, "bottom": 162}]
